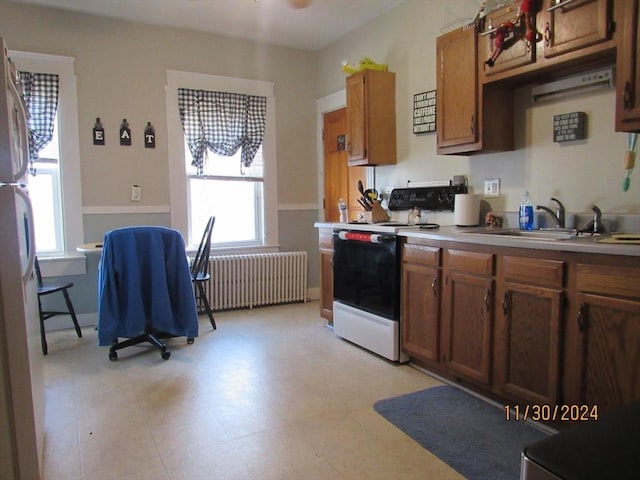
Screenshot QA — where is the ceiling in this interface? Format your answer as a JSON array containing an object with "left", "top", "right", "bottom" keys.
[{"left": 10, "top": 0, "right": 407, "bottom": 51}]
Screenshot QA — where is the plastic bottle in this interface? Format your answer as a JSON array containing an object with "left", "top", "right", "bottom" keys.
[
  {"left": 519, "top": 191, "right": 534, "bottom": 230},
  {"left": 338, "top": 198, "right": 348, "bottom": 223}
]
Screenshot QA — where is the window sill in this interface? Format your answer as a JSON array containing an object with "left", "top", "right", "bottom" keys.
[{"left": 38, "top": 255, "right": 87, "bottom": 278}]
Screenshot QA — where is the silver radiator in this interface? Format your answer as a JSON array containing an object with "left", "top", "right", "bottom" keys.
[{"left": 206, "top": 252, "right": 307, "bottom": 310}]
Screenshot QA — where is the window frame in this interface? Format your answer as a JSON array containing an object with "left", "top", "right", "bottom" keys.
[
  {"left": 166, "top": 70, "right": 278, "bottom": 253},
  {"left": 9, "top": 50, "right": 85, "bottom": 276}
]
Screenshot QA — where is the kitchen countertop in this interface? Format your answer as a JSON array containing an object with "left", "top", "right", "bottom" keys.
[{"left": 314, "top": 222, "right": 640, "bottom": 257}]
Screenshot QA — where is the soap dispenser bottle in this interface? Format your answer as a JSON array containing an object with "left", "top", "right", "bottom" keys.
[{"left": 519, "top": 191, "right": 534, "bottom": 230}]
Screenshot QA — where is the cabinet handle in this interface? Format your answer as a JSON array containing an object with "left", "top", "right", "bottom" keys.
[
  {"left": 484, "top": 288, "right": 491, "bottom": 312},
  {"left": 547, "top": 0, "right": 576, "bottom": 12},
  {"left": 502, "top": 292, "right": 509, "bottom": 317},
  {"left": 470, "top": 115, "right": 475, "bottom": 136},
  {"left": 624, "top": 81, "right": 633, "bottom": 110},
  {"left": 346, "top": 140, "right": 351, "bottom": 155},
  {"left": 544, "top": 22, "right": 551, "bottom": 47},
  {"left": 577, "top": 303, "right": 589, "bottom": 333},
  {"left": 431, "top": 276, "right": 438, "bottom": 296}
]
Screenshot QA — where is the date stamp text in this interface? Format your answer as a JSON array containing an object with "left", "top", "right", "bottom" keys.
[{"left": 504, "top": 404, "right": 598, "bottom": 422}]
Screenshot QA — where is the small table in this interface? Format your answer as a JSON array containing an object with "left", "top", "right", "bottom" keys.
[{"left": 77, "top": 242, "right": 103, "bottom": 253}]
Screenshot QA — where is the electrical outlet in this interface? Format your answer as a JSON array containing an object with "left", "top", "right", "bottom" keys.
[
  {"left": 484, "top": 178, "right": 500, "bottom": 198},
  {"left": 131, "top": 185, "right": 142, "bottom": 202}
]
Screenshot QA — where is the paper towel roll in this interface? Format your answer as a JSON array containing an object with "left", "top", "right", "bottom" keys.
[{"left": 454, "top": 194, "right": 481, "bottom": 226}]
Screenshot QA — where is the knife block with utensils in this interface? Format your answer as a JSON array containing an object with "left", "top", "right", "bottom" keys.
[{"left": 371, "top": 201, "right": 390, "bottom": 223}]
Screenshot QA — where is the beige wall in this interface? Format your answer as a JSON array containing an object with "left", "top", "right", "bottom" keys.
[
  {"left": 0, "top": 0, "right": 318, "bottom": 207},
  {"left": 316, "top": 0, "right": 639, "bottom": 219}
]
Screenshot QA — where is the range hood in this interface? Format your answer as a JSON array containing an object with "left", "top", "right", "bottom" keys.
[{"left": 531, "top": 67, "right": 614, "bottom": 103}]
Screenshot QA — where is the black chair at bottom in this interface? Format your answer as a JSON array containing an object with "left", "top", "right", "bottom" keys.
[
  {"left": 191, "top": 216, "right": 217, "bottom": 330},
  {"left": 35, "top": 257, "right": 82, "bottom": 355}
]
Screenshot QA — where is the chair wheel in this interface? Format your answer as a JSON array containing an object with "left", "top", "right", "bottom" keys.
[
  {"left": 187, "top": 337, "right": 194, "bottom": 344},
  {"left": 161, "top": 350, "right": 171, "bottom": 360},
  {"left": 109, "top": 349, "right": 118, "bottom": 361}
]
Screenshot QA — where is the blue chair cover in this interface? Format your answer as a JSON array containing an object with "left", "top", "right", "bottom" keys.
[{"left": 97, "top": 226, "right": 199, "bottom": 346}]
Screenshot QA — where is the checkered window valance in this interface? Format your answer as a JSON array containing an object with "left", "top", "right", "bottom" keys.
[
  {"left": 19, "top": 72, "right": 59, "bottom": 175},
  {"left": 178, "top": 88, "right": 267, "bottom": 175}
]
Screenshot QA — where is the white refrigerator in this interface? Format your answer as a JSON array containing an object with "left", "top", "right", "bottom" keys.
[{"left": 0, "top": 36, "right": 44, "bottom": 479}]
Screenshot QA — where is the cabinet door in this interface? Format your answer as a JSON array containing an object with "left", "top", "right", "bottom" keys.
[
  {"left": 402, "top": 262, "right": 440, "bottom": 362},
  {"left": 542, "top": 0, "right": 611, "bottom": 58},
  {"left": 574, "top": 293, "right": 640, "bottom": 414},
  {"left": 346, "top": 73, "right": 366, "bottom": 163},
  {"left": 496, "top": 282, "right": 562, "bottom": 404},
  {"left": 616, "top": 0, "right": 640, "bottom": 131},
  {"left": 443, "top": 271, "right": 494, "bottom": 384},
  {"left": 436, "top": 26, "right": 478, "bottom": 150},
  {"left": 480, "top": 3, "right": 536, "bottom": 77}
]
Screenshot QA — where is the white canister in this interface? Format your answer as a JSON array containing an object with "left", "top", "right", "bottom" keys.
[{"left": 454, "top": 193, "right": 481, "bottom": 226}]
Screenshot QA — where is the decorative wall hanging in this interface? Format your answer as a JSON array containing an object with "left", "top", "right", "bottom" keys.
[
  {"left": 119, "top": 118, "right": 131, "bottom": 146},
  {"left": 144, "top": 121, "right": 156, "bottom": 149},
  {"left": 93, "top": 117, "right": 105, "bottom": 145},
  {"left": 553, "top": 111, "right": 587, "bottom": 143},
  {"left": 413, "top": 90, "right": 436, "bottom": 134}
]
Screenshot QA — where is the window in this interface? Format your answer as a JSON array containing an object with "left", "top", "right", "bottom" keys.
[
  {"left": 166, "top": 71, "right": 278, "bottom": 252},
  {"left": 10, "top": 51, "right": 85, "bottom": 275},
  {"left": 186, "top": 144, "right": 264, "bottom": 247}
]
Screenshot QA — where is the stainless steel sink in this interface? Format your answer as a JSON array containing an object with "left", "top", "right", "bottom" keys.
[{"left": 467, "top": 228, "right": 579, "bottom": 240}]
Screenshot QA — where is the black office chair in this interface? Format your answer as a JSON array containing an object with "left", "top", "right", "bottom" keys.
[
  {"left": 35, "top": 257, "right": 82, "bottom": 355},
  {"left": 191, "top": 216, "right": 216, "bottom": 329}
]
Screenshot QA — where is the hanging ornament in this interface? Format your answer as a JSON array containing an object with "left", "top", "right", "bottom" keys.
[
  {"left": 93, "top": 117, "right": 105, "bottom": 146},
  {"left": 120, "top": 118, "right": 131, "bottom": 146},
  {"left": 144, "top": 121, "right": 156, "bottom": 149}
]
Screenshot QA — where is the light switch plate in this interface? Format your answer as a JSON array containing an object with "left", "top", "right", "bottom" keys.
[
  {"left": 484, "top": 178, "right": 500, "bottom": 198},
  {"left": 131, "top": 185, "right": 142, "bottom": 202}
]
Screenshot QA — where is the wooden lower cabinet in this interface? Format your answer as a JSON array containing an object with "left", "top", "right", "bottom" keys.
[
  {"left": 401, "top": 243, "right": 441, "bottom": 362},
  {"left": 564, "top": 263, "right": 640, "bottom": 415},
  {"left": 441, "top": 249, "right": 495, "bottom": 386},
  {"left": 399, "top": 239, "right": 640, "bottom": 423},
  {"left": 494, "top": 256, "right": 564, "bottom": 405},
  {"left": 318, "top": 228, "right": 334, "bottom": 324}
]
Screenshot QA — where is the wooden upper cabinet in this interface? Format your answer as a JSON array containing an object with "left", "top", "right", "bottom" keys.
[
  {"left": 616, "top": 0, "right": 640, "bottom": 132},
  {"left": 345, "top": 70, "right": 396, "bottom": 166},
  {"left": 542, "top": 0, "right": 612, "bottom": 59},
  {"left": 437, "top": 25, "right": 514, "bottom": 155},
  {"left": 436, "top": 26, "right": 478, "bottom": 152}
]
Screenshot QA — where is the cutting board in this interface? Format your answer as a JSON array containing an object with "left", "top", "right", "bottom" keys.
[{"left": 597, "top": 233, "right": 640, "bottom": 245}]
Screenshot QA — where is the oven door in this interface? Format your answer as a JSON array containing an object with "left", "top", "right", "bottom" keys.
[{"left": 332, "top": 230, "right": 400, "bottom": 320}]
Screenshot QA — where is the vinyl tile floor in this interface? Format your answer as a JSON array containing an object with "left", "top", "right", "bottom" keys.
[{"left": 42, "top": 301, "right": 465, "bottom": 480}]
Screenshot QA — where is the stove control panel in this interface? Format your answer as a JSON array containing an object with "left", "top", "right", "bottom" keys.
[{"left": 388, "top": 185, "right": 468, "bottom": 211}]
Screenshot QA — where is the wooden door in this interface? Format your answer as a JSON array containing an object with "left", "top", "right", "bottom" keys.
[
  {"left": 496, "top": 282, "right": 562, "bottom": 404},
  {"left": 436, "top": 26, "right": 478, "bottom": 151},
  {"left": 616, "top": 0, "right": 640, "bottom": 131},
  {"left": 402, "top": 245, "right": 441, "bottom": 363},
  {"left": 442, "top": 271, "right": 494, "bottom": 385},
  {"left": 573, "top": 293, "right": 640, "bottom": 414},
  {"left": 345, "top": 72, "right": 366, "bottom": 163},
  {"left": 323, "top": 108, "right": 349, "bottom": 223},
  {"left": 542, "top": 0, "right": 611, "bottom": 58},
  {"left": 323, "top": 107, "right": 366, "bottom": 222}
]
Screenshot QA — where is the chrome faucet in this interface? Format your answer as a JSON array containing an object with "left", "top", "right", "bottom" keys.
[
  {"left": 591, "top": 205, "right": 604, "bottom": 233},
  {"left": 535, "top": 197, "right": 566, "bottom": 228}
]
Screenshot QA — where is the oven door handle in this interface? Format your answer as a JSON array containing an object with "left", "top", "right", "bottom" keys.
[{"left": 337, "top": 231, "right": 395, "bottom": 243}]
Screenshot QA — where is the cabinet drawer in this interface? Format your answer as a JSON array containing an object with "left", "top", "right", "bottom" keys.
[
  {"left": 503, "top": 256, "right": 564, "bottom": 288},
  {"left": 577, "top": 264, "right": 640, "bottom": 298},
  {"left": 403, "top": 244, "right": 441, "bottom": 266},
  {"left": 445, "top": 249, "right": 494, "bottom": 275}
]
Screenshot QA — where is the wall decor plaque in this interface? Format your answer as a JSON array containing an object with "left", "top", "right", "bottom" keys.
[{"left": 413, "top": 90, "right": 436, "bottom": 134}]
